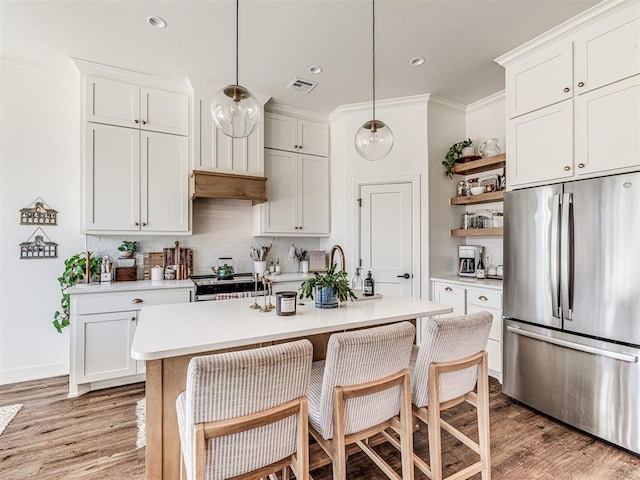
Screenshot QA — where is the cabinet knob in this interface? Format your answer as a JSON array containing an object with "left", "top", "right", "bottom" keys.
[
  {"left": 444, "top": 287, "right": 453, "bottom": 292},
  {"left": 141, "top": 120, "right": 147, "bottom": 125},
  {"left": 577, "top": 81, "right": 585, "bottom": 88},
  {"left": 130, "top": 317, "right": 136, "bottom": 321},
  {"left": 134, "top": 222, "right": 140, "bottom": 226},
  {"left": 564, "top": 166, "right": 571, "bottom": 171},
  {"left": 142, "top": 222, "right": 147, "bottom": 226},
  {"left": 134, "top": 119, "right": 139, "bottom": 124},
  {"left": 563, "top": 87, "right": 570, "bottom": 93},
  {"left": 479, "top": 295, "right": 488, "bottom": 301},
  {"left": 578, "top": 163, "right": 585, "bottom": 169},
  {"left": 131, "top": 298, "right": 143, "bottom": 304}
]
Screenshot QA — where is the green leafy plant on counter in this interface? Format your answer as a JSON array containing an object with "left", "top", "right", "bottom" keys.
[
  {"left": 443, "top": 138, "right": 473, "bottom": 178},
  {"left": 53, "top": 252, "right": 102, "bottom": 333},
  {"left": 117, "top": 241, "right": 137, "bottom": 255},
  {"left": 299, "top": 263, "right": 356, "bottom": 303}
]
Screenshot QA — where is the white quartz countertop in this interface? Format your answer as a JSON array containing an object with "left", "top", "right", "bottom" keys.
[
  {"left": 131, "top": 295, "right": 453, "bottom": 361},
  {"left": 264, "top": 273, "right": 312, "bottom": 283},
  {"left": 67, "top": 279, "right": 194, "bottom": 294},
  {"left": 431, "top": 276, "right": 503, "bottom": 292}
]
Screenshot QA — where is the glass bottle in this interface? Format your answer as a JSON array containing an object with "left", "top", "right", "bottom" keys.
[
  {"left": 476, "top": 255, "right": 486, "bottom": 279},
  {"left": 269, "top": 259, "right": 275, "bottom": 274},
  {"left": 363, "top": 271, "right": 375, "bottom": 296},
  {"left": 351, "top": 267, "right": 363, "bottom": 291},
  {"left": 275, "top": 258, "right": 281, "bottom": 275}
]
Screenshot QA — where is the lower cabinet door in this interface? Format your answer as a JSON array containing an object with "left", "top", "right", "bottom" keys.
[
  {"left": 77, "top": 311, "right": 137, "bottom": 383},
  {"left": 432, "top": 282, "right": 466, "bottom": 317}
]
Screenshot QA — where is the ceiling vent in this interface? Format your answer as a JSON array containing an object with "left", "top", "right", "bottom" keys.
[{"left": 287, "top": 77, "right": 318, "bottom": 94}]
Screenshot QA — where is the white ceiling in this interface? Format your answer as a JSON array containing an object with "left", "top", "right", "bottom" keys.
[{"left": 1, "top": 0, "right": 599, "bottom": 114}]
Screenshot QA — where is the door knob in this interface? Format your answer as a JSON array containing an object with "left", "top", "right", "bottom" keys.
[{"left": 397, "top": 273, "right": 411, "bottom": 279}]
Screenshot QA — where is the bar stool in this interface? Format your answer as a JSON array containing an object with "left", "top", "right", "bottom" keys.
[
  {"left": 176, "top": 340, "right": 313, "bottom": 480},
  {"left": 307, "top": 321, "right": 416, "bottom": 480},
  {"left": 409, "top": 312, "right": 493, "bottom": 480}
]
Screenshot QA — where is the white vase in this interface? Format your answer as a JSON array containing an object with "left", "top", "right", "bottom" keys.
[
  {"left": 254, "top": 261, "right": 266, "bottom": 276},
  {"left": 301, "top": 260, "right": 309, "bottom": 274}
]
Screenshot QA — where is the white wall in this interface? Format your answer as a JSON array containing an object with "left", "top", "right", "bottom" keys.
[
  {"left": 464, "top": 91, "right": 506, "bottom": 267},
  {"left": 0, "top": 61, "right": 85, "bottom": 384}
]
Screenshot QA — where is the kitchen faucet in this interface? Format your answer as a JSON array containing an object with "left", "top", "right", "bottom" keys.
[{"left": 329, "top": 244, "right": 346, "bottom": 271}]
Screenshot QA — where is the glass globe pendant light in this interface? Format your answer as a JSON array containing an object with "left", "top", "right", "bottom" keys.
[
  {"left": 355, "top": 0, "right": 393, "bottom": 161},
  {"left": 211, "top": 0, "right": 260, "bottom": 138}
]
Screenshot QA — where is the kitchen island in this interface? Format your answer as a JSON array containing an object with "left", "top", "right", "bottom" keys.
[{"left": 131, "top": 294, "right": 452, "bottom": 480}]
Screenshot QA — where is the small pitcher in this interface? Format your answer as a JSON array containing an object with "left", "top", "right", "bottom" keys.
[{"left": 478, "top": 138, "right": 500, "bottom": 158}]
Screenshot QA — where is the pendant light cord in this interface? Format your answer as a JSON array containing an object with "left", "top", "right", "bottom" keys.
[
  {"left": 372, "top": 0, "right": 376, "bottom": 122},
  {"left": 235, "top": 0, "right": 239, "bottom": 86}
]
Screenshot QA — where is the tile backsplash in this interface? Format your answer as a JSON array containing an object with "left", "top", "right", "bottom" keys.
[{"left": 87, "top": 199, "right": 322, "bottom": 276}]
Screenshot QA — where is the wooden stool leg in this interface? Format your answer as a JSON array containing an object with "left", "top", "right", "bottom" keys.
[
  {"left": 399, "top": 371, "right": 415, "bottom": 480},
  {"left": 477, "top": 353, "right": 491, "bottom": 480},
  {"left": 428, "top": 366, "right": 443, "bottom": 480},
  {"left": 332, "top": 387, "right": 347, "bottom": 480}
]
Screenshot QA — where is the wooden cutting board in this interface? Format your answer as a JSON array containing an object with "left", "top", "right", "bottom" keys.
[{"left": 352, "top": 291, "right": 383, "bottom": 301}]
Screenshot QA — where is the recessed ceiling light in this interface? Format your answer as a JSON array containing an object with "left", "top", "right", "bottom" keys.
[
  {"left": 308, "top": 65, "right": 323, "bottom": 75},
  {"left": 410, "top": 57, "right": 425, "bottom": 66},
  {"left": 147, "top": 16, "right": 167, "bottom": 29}
]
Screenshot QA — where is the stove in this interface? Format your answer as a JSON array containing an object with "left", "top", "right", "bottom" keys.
[{"left": 191, "top": 273, "right": 263, "bottom": 301}]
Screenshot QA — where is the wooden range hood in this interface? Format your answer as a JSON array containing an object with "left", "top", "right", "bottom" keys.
[{"left": 192, "top": 171, "right": 267, "bottom": 205}]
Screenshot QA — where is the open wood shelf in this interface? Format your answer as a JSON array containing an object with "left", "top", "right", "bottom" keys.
[
  {"left": 450, "top": 227, "right": 503, "bottom": 237},
  {"left": 450, "top": 190, "right": 504, "bottom": 206},
  {"left": 452, "top": 153, "right": 506, "bottom": 176}
]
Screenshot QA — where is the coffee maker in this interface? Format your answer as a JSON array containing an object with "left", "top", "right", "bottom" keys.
[{"left": 458, "top": 245, "right": 483, "bottom": 277}]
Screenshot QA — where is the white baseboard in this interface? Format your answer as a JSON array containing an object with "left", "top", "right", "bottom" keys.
[{"left": 0, "top": 362, "right": 69, "bottom": 385}]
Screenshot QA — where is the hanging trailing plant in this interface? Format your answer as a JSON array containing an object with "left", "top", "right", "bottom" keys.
[
  {"left": 53, "top": 252, "right": 101, "bottom": 333},
  {"left": 443, "top": 138, "right": 473, "bottom": 178}
]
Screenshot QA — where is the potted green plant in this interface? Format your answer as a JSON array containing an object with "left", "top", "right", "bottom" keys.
[
  {"left": 299, "top": 263, "right": 356, "bottom": 308},
  {"left": 443, "top": 138, "right": 473, "bottom": 178},
  {"left": 53, "top": 252, "right": 102, "bottom": 333},
  {"left": 117, "top": 240, "right": 137, "bottom": 258}
]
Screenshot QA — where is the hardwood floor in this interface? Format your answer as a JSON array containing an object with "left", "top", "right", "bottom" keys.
[{"left": 0, "top": 376, "right": 638, "bottom": 479}]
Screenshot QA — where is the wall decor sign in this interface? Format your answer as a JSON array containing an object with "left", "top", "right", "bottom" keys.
[
  {"left": 20, "top": 197, "right": 57, "bottom": 225},
  {"left": 19, "top": 227, "right": 58, "bottom": 259},
  {"left": 308, "top": 250, "right": 327, "bottom": 272}
]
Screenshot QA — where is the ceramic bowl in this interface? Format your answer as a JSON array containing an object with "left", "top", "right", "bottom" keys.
[{"left": 470, "top": 186, "right": 485, "bottom": 195}]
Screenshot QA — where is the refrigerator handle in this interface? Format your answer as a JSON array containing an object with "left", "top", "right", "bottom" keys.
[
  {"left": 560, "top": 192, "right": 574, "bottom": 320},
  {"left": 550, "top": 194, "right": 561, "bottom": 318}
]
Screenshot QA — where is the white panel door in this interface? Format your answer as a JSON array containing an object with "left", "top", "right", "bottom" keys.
[
  {"left": 264, "top": 112, "right": 297, "bottom": 152},
  {"left": 299, "top": 155, "right": 329, "bottom": 234},
  {"left": 360, "top": 182, "right": 413, "bottom": 297},
  {"left": 86, "top": 76, "right": 139, "bottom": 129},
  {"left": 140, "top": 87, "right": 189, "bottom": 136},
  {"left": 298, "top": 119, "right": 329, "bottom": 157},
  {"left": 140, "top": 132, "right": 189, "bottom": 232},
  {"left": 506, "top": 42, "right": 573, "bottom": 118},
  {"left": 77, "top": 311, "right": 137, "bottom": 383},
  {"left": 263, "top": 149, "right": 297, "bottom": 233},
  {"left": 574, "top": 5, "right": 640, "bottom": 95},
  {"left": 575, "top": 75, "right": 640, "bottom": 176},
  {"left": 432, "top": 283, "right": 466, "bottom": 318},
  {"left": 507, "top": 99, "right": 574, "bottom": 187},
  {"left": 85, "top": 123, "right": 140, "bottom": 231}
]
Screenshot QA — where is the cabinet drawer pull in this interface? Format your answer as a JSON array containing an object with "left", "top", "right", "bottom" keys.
[
  {"left": 564, "top": 166, "right": 571, "bottom": 171},
  {"left": 479, "top": 295, "right": 488, "bottom": 301},
  {"left": 577, "top": 81, "right": 585, "bottom": 88},
  {"left": 130, "top": 316, "right": 136, "bottom": 321},
  {"left": 444, "top": 287, "right": 453, "bottom": 292},
  {"left": 577, "top": 163, "right": 585, "bottom": 169},
  {"left": 563, "top": 87, "right": 570, "bottom": 93},
  {"left": 131, "top": 298, "right": 143, "bottom": 304}
]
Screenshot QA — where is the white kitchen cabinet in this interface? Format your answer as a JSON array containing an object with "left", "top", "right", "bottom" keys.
[
  {"left": 574, "top": 75, "right": 640, "bottom": 176},
  {"left": 86, "top": 76, "right": 189, "bottom": 136},
  {"left": 256, "top": 150, "right": 329, "bottom": 236},
  {"left": 506, "top": 42, "right": 573, "bottom": 119},
  {"left": 84, "top": 123, "right": 189, "bottom": 233},
  {"left": 507, "top": 100, "right": 574, "bottom": 186},
  {"left": 69, "top": 285, "right": 192, "bottom": 397},
  {"left": 498, "top": 0, "right": 640, "bottom": 188},
  {"left": 265, "top": 112, "right": 329, "bottom": 157},
  {"left": 431, "top": 279, "right": 503, "bottom": 382},
  {"left": 194, "top": 95, "right": 264, "bottom": 175}
]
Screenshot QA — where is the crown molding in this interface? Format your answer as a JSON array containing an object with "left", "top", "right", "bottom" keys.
[
  {"left": 495, "top": 0, "right": 636, "bottom": 67},
  {"left": 329, "top": 94, "right": 433, "bottom": 122},
  {"left": 0, "top": 57, "right": 76, "bottom": 78},
  {"left": 466, "top": 90, "right": 505, "bottom": 114},
  {"left": 265, "top": 103, "right": 328, "bottom": 123},
  {"left": 428, "top": 94, "right": 467, "bottom": 114}
]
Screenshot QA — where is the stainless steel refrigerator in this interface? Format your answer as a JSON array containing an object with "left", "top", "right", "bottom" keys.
[{"left": 503, "top": 172, "right": 640, "bottom": 454}]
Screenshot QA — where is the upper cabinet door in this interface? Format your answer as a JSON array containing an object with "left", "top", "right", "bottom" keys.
[
  {"left": 262, "top": 149, "right": 298, "bottom": 234},
  {"left": 299, "top": 155, "right": 329, "bottom": 234},
  {"left": 574, "top": 3, "right": 640, "bottom": 95},
  {"left": 507, "top": 99, "right": 574, "bottom": 187},
  {"left": 140, "top": 88, "right": 189, "bottom": 136},
  {"left": 86, "top": 77, "right": 140, "bottom": 129},
  {"left": 506, "top": 43, "right": 573, "bottom": 119},
  {"left": 264, "top": 113, "right": 298, "bottom": 152},
  {"left": 298, "top": 119, "right": 329, "bottom": 157}
]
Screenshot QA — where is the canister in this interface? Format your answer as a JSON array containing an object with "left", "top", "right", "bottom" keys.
[
  {"left": 275, "top": 291, "right": 297, "bottom": 316},
  {"left": 151, "top": 265, "right": 164, "bottom": 281}
]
